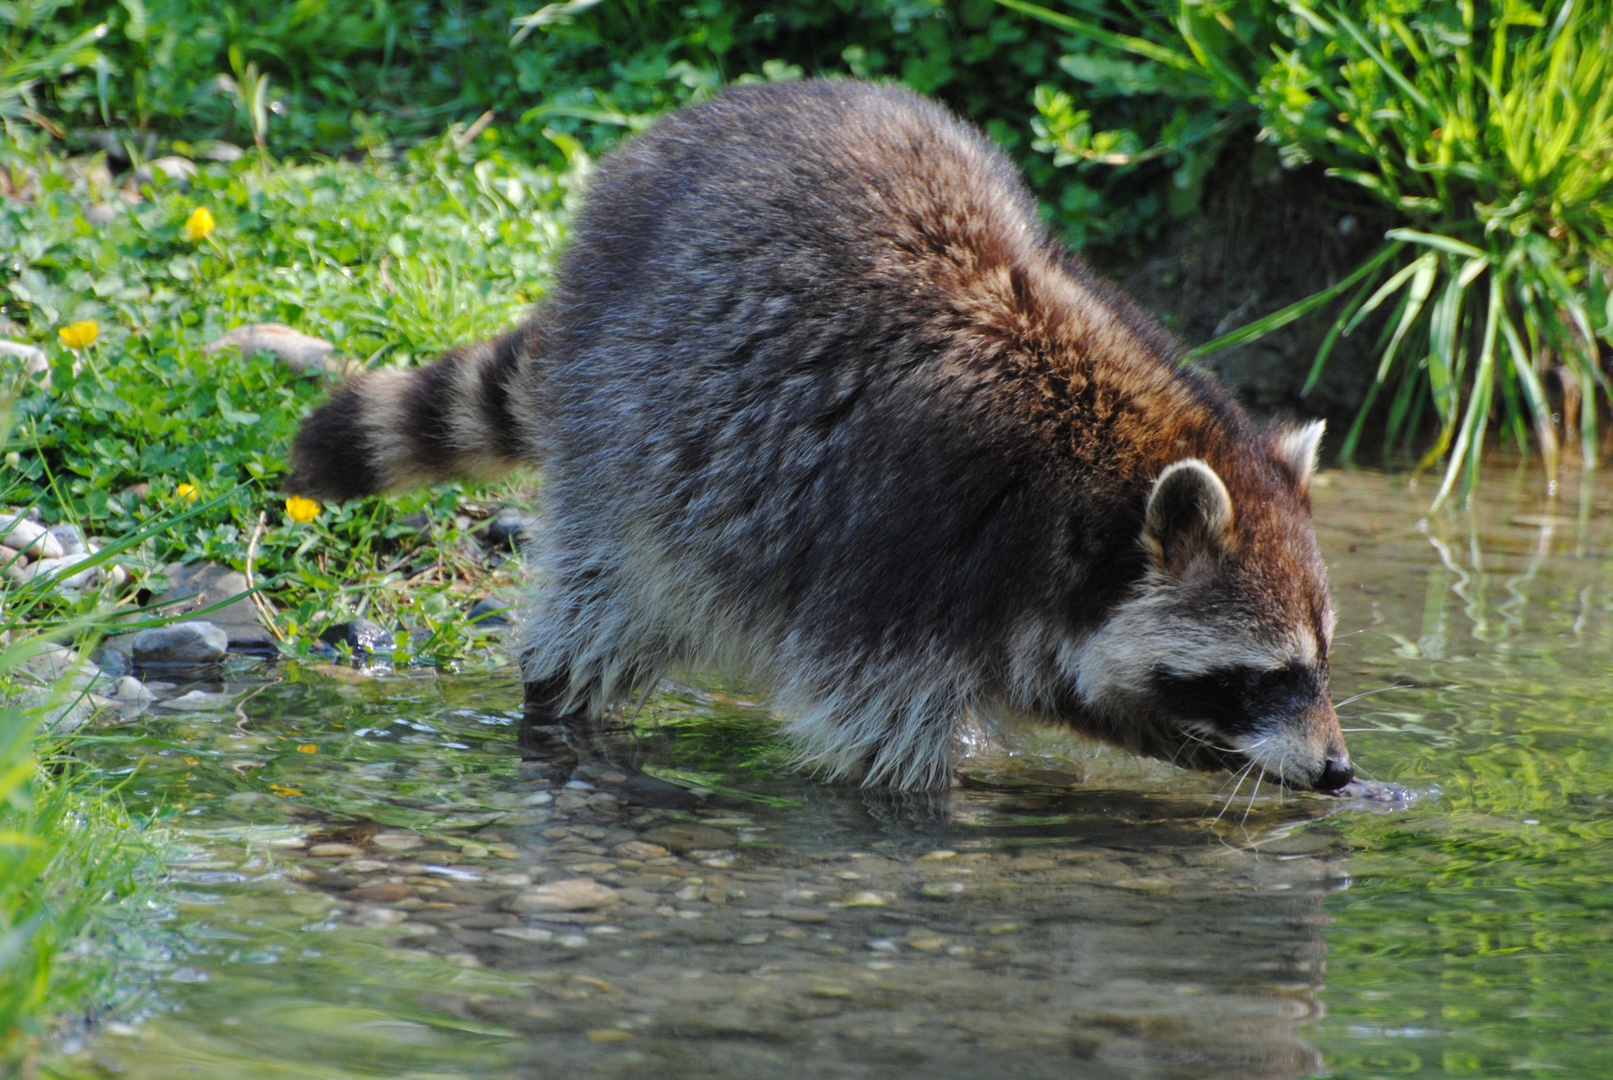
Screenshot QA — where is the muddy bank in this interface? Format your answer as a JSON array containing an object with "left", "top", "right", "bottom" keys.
[{"left": 1102, "top": 157, "right": 1392, "bottom": 428}]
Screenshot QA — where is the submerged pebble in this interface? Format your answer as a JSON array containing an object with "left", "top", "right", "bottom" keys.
[
  {"left": 157, "top": 689, "right": 239, "bottom": 712},
  {"left": 509, "top": 879, "right": 620, "bottom": 912},
  {"left": 642, "top": 823, "right": 734, "bottom": 853},
  {"left": 309, "top": 843, "right": 364, "bottom": 858},
  {"left": 372, "top": 832, "right": 424, "bottom": 851}
]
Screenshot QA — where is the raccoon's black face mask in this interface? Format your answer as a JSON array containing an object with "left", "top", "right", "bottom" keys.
[
  {"left": 1149, "top": 658, "right": 1350, "bottom": 790},
  {"left": 1071, "top": 449, "right": 1354, "bottom": 793}
]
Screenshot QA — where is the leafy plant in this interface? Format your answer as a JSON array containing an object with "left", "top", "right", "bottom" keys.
[
  {"left": 1022, "top": 0, "right": 1613, "bottom": 498},
  {"left": 1, "top": 2, "right": 105, "bottom": 139},
  {"left": 1005, "top": 0, "right": 1257, "bottom": 243},
  {"left": 1234, "top": 0, "right": 1613, "bottom": 506}
]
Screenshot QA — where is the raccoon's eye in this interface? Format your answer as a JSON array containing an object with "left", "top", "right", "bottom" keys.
[{"left": 1256, "top": 668, "right": 1287, "bottom": 690}]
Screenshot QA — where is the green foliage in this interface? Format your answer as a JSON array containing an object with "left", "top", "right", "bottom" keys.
[
  {"left": 9, "top": 0, "right": 1231, "bottom": 250},
  {"left": 1, "top": 5, "right": 105, "bottom": 137},
  {"left": 0, "top": 705, "right": 160, "bottom": 1063},
  {"left": 1009, "top": 0, "right": 1253, "bottom": 244},
  {"left": 1023, "top": 0, "right": 1613, "bottom": 488},
  {"left": 1239, "top": 0, "right": 1613, "bottom": 502},
  {"left": 16, "top": 1, "right": 1045, "bottom": 156}
]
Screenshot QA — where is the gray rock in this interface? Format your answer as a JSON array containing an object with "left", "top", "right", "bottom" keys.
[
  {"left": 15, "top": 687, "right": 97, "bottom": 735},
  {"left": 21, "top": 645, "right": 106, "bottom": 691},
  {"left": 0, "top": 547, "right": 26, "bottom": 586},
  {"left": 1, "top": 340, "right": 49, "bottom": 386},
  {"left": 109, "top": 675, "right": 154, "bottom": 710},
  {"left": 132, "top": 621, "right": 229, "bottom": 666},
  {"left": 45, "top": 524, "right": 89, "bottom": 556},
  {"left": 468, "top": 596, "right": 515, "bottom": 626},
  {"left": 320, "top": 618, "right": 394, "bottom": 654},
  {"left": 88, "top": 646, "right": 131, "bottom": 678},
  {"left": 396, "top": 511, "right": 433, "bottom": 536},
  {"left": 200, "top": 141, "right": 244, "bottom": 163},
  {"left": 153, "top": 562, "right": 275, "bottom": 652},
  {"left": 479, "top": 508, "right": 533, "bottom": 549},
  {"left": 204, "top": 323, "right": 339, "bottom": 375},
  {"left": 133, "top": 155, "right": 195, "bottom": 190}
]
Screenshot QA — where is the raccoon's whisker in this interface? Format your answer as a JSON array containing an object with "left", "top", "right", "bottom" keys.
[
  {"left": 1332, "top": 685, "right": 1411, "bottom": 709},
  {"left": 1169, "top": 725, "right": 1219, "bottom": 770},
  {"left": 1209, "top": 757, "right": 1251, "bottom": 797},
  {"left": 1239, "top": 772, "right": 1263, "bottom": 827},
  {"left": 1213, "top": 760, "right": 1257, "bottom": 826}
]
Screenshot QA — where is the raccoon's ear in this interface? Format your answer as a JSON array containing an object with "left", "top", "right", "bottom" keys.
[
  {"left": 1143, "top": 459, "right": 1235, "bottom": 575},
  {"left": 1271, "top": 420, "right": 1325, "bottom": 493}
]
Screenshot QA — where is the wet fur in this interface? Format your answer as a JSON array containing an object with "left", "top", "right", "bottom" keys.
[{"left": 289, "top": 80, "right": 1346, "bottom": 791}]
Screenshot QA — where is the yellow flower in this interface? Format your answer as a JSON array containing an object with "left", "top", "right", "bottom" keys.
[
  {"left": 181, "top": 206, "right": 216, "bottom": 241},
  {"left": 57, "top": 320, "right": 98, "bottom": 349},
  {"left": 174, "top": 482, "right": 199, "bottom": 501},
  {"left": 285, "top": 495, "right": 320, "bottom": 523}
]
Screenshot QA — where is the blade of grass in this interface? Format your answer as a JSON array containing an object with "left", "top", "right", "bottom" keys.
[
  {"left": 996, "top": 0, "right": 1202, "bottom": 72},
  {"left": 1378, "top": 254, "right": 1439, "bottom": 381},
  {"left": 1386, "top": 228, "right": 1488, "bottom": 260},
  {"left": 1302, "top": 260, "right": 1391, "bottom": 396},
  {"left": 1429, "top": 275, "right": 1502, "bottom": 513},
  {"left": 1186, "top": 240, "right": 1406, "bottom": 360}
]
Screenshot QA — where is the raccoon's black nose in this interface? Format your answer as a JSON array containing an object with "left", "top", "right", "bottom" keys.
[{"left": 1315, "top": 757, "right": 1354, "bottom": 793}]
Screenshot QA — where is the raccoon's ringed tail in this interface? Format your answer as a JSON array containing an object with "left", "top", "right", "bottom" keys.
[{"left": 287, "top": 325, "right": 541, "bottom": 500}]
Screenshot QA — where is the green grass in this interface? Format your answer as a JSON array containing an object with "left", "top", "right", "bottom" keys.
[
  {"left": 0, "top": 692, "right": 165, "bottom": 1067},
  {"left": 0, "top": 126, "right": 561, "bottom": 659},
  {"left": 5, "top": 0, "right": 1271, "bottom": 253}
]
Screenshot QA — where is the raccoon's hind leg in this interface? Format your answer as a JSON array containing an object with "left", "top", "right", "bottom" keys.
[{"left": 518, "top": 671, "right": 583, "bottom": 779}]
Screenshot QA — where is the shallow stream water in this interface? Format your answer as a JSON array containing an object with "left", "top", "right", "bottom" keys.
[{"left": 48, "top": 466, "right": 1613, "bottom": 1078}]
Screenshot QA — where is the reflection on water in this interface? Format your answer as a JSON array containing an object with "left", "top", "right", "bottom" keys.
[
  {"left": 52, "top": 463, "right": 1613, "bottom": 1078},
  {"left": 1308, "top": 463, "right": 1613, "bottom": 1078}
]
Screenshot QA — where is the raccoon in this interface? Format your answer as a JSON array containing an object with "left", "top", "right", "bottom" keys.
[{"left": 288, "top": 79, "right": 1353, "bottom": 795}]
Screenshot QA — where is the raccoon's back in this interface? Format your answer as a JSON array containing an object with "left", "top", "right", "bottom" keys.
[{"left": 539, "top": 80, "right": 1191, "bottom": 671}]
